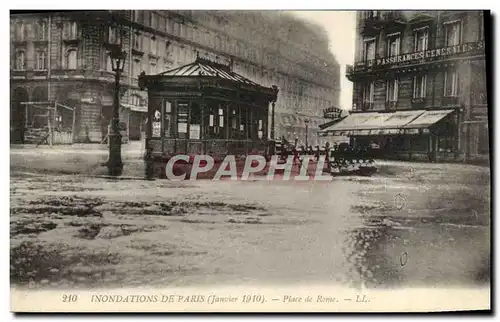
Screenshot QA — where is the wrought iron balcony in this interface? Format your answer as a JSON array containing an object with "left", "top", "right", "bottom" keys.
[
  {"left": 385, "top": 100, "right": 398, "bottom": 110},
  {"left": 360, "top": 102, "right": 374, "bottom": 111},
  {"left": 442, "top": 96, "right": 460, "bottom": 107},
  {"left": 360, "top": 12, "right": 384, "bottom": 35},
  {"left": 411, "top": 97, "right": 427, "bottom": 109}
]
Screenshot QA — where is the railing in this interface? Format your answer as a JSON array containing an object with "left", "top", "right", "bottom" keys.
[
  {"left": 411, "top": 97, "right": 427, "bottom": 109},
  {"left": 442, "top": 96, "right": 460, "bottom": 107},
  {"left": 385, "top": 101, "right": 398, "bottom": 110},
  {"left": 360, "top": 102, "right": 374, "bottom": 111}
]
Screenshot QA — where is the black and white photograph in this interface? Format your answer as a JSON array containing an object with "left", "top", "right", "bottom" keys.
[{"left": 8, "top": 8, "right": 491, "bottom": 313}]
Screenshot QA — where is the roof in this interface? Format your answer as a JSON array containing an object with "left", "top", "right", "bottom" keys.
[{"left": 157, "top": 57, "right": 260, "bottom": 87}]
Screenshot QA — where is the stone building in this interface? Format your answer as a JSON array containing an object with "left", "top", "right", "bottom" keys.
[
  {"left": 10, "top": 10, "right": 340, "bottom": 145},
  {"left": 324, "top": 10, "right": 488, "bottom": 163}
]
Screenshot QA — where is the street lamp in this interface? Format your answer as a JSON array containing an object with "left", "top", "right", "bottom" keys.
[
  {"left": 304, "top": 119, "right": 310, "bottom": 148},
  {"left": 106, "top": 44, "right": 127, "bottom": 176}
]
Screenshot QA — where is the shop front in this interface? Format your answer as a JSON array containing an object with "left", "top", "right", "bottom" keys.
[{"left": 319, "top": 109, "right": 457, "bottom": 162}]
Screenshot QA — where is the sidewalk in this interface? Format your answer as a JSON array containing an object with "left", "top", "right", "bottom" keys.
[
  {"left": 10, "top": 141, "right": 146, "bottom": 177},
  {"left": 10, "top": 140, "right": 146, "bottom": 156}
]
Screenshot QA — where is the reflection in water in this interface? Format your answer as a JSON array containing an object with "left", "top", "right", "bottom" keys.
[
  {"left": 10, "top": 161, "right": 490, "bottom": 289},
  {"left": 343, "top": 219, "right": 403, "bottom": 289}
]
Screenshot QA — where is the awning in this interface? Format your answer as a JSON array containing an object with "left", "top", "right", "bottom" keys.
[
  {"left": 121, "top": 103, "right": 147, "bottom": 113},
  {"left": 320, "top": 111, "right": 421, "bottom": 136},
  {"left": 319, "top": 109, "right": 454, "bottom": 136},
  {"left": 403, "top": 109, "right": 455, "bottom": 129}
]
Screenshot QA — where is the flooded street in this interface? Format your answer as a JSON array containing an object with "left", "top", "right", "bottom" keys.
[{"left": 10, "top": 161, "right": 490, "bottom": 291}]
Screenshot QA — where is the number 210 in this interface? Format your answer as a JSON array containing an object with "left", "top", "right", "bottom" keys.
[{"left": 62, "top": 294, "right": 77, "bottom": 302}]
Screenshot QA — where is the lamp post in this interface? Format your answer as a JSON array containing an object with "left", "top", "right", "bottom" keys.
[
  {"left": 106, "top": 44, "right": 127, "bottom": 176},
  {"left": 304, "top": 119, "right": 310, "bottom": 148}
]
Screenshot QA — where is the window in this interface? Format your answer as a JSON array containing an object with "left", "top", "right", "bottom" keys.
[
  {"left": 14, "top": 50, "right": 25, "bottom": 70},
  {"left": 386, "top": 33, "right": 401, "bottom": 57},
  {"left": 133, "top": 59, "right": 141, "bottom": 77},
  {"left": 133, "top": 33, "right": 142, "bottom": 51},
  {"left": 36, "top": 50, "right": 47, "bottom": 70},
  {"left": 231, "top": 108, "right": 237, "bottom": 130},
  {"left": 131, "top": 95, "right": 142, "bottom": 106},
  {"left": 164, "top": 101, "right": 173, "bottom": 138},
  {"left": 444, "top": 20, "right": 461, "bottom": 46},
  {"left": 15, "top": 22, "right": 25, "bottom": 41},
  {"left": 149, "top": 61, "right": 156, "bottom": 74},
  {"left": 218, "top": 108, "right": 225, "bottom": 128},
  {"left": 106, "top": 54, "right": 113, "bottom": 72},
  {"left": 150, "top": 37, "right": 157, "bottom": 55},
  {"left": 414, "top": 27, "right": 429, "bottom": 52},
  {"left": 108, "top": 27, "right": 120, "bottom": 44},
  {"left": 38, "top": 20, "right": 47, "bottom": 40},
  {"left": 444, "top": 70, "right": 459, "bottom": 97},
  {"left": 363, "top": 38, "right": 376, "bottom": 61},
  {"left": 65, "top": 50, "right": 77, "bottom": 69},
  {"left": 177, "top": 102, "right": 188, "bottom": 138},
  {"left": 64, "top": 21, "right": 78, "bottom": 39},
  {"left": 364, "top": 10, "right": 379, "bottom": 19},
  {"left": 362, "top": 82, "right": 374, "bottom": 103},
  {"left": 165, "top": 41, "right": 172, "bottom": 58},
  {"left": 413, "top": 74, "right": 427, "bottom": 98},
  {"left": 151, "top": 12, "right": 157, "bottom": 28},
  {"left": 386, "top": 79, "right": 399, "bottom": 102}
]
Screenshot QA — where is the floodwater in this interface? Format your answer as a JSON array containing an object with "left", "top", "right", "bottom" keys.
[{"left": 10, "top": 161, "right": 490, "bottom": 290}]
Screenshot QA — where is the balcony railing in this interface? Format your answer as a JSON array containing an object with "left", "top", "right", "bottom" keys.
[
  {"left": 442, "top": 96, "right": 460, "bottom": 107},
  {"left": 411, "top": 97, "right": 427, "bottom": 109},
  {"left": 360, "top": 102, "right": 374, "bottom": 111},
  {"left": 385, "top": 100, "right": 398, "bottom": 110}
]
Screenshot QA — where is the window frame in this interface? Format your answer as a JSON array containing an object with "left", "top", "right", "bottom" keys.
[
  {"left": 443, "top": 20, "right": 462, "bottom": 47},
  {"left": 362, "top": 81, "right": 375, "bottom": 103},
  {"left": 363, "top": 37, "right": 377, "bottom": 61},
  {"left": 413, "top": 26, "right": 429, "bottom": 52},
  {"left": 14, "top": 50, "right": 25, "bottom": 70},
  {"left": 443, "top": 69, "right": 459, "bottom": 97},
  {"left": 15, "top": 21, "right": 25, "bottom": 41},
  {"left": 36, "top": 50, "right": 47, "bottom": 70},
  {"left": 386, "top": 78, "right": 399, "bottom": 102},
  {"left": 386, "top": 32, "right": 401, "bottom": 57},
  {"left": 413, "top": 74, "right": 428, "bottom": 99}
]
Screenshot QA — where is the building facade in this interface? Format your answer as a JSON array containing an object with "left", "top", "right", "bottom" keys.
[
  {"left": 343, "top": 10, "right": 488, "bottom": 163},
  {"left": 10, "top": 10, "right": 340, "bottom": 145}
]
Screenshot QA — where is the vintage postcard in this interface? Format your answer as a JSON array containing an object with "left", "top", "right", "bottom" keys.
[{"left": 9, "top": 9, "right": 491, "bottom": 313}]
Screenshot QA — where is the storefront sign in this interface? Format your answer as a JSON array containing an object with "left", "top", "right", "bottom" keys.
[
  {"left": 178, "top": 123, "right": 188, "bottom": 134},
  {"left": 152, "top": 122, "right": 161, "bottom": 137},
  {"left": 190, "top": 124, "right": 200, "bottom": 139},
  {"left": 323, "top": 107, "right": 344, "bottom": 119},
  {"left": 358, "top": 41, "right": 485, "bottom": 71}
]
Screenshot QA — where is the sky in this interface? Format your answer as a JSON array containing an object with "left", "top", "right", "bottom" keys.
[{"left": 291, "top": 11, "right": 357, "bottom": 111}]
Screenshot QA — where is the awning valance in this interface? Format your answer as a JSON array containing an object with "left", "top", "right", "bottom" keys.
[{"left": 319, "top": 109, "right": 455, "bottom": 136}]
